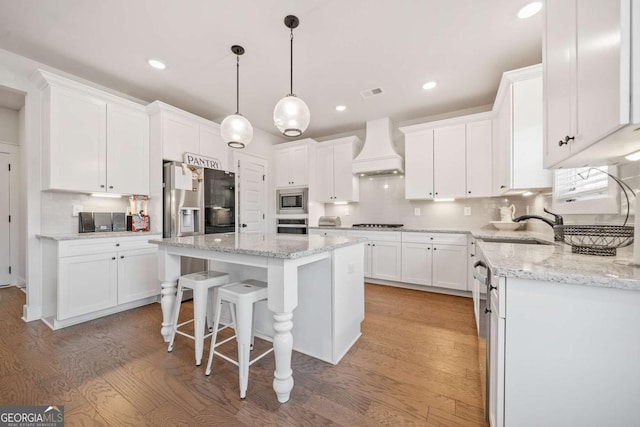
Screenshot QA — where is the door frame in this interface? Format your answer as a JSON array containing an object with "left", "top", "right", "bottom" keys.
[
  {"left": 233, "top": 150, "right": 270, "bottom": 233},
  {"left": 0, "top": 142, "right": 20, "bottom": 287}
]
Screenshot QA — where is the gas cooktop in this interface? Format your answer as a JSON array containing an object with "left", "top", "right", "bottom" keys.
[{"left": 352, "top": 223, "right": 404, "bottom": 228}]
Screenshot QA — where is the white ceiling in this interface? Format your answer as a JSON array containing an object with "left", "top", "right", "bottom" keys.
[{"left": 0, "top": 0, "right": 542, "bottom": 138}]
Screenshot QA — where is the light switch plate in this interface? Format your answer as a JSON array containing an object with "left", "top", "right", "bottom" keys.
[
  {"left": 464, "top": 207, "right": 472, "bottom": 216},
  {"left": 414, "top": 208, "right": 421, "bottom": 216},
  {"left": 72, "top": 205, "right": 83, "bottom": 217}
]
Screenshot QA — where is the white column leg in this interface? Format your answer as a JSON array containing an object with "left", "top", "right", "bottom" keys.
[
  {"left": 192, "top": 285, "right": 208, "bottom": 366},
  {"left": 272, "top": 311, "right": 294, "bottom": 403},
  {"left": 160, "top": 280, "right": 178, "bottom": 342}
]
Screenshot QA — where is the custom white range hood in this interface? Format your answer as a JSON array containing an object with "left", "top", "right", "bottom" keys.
[{"left": 352, "top": 117, "right": 404, "bottom": 175}]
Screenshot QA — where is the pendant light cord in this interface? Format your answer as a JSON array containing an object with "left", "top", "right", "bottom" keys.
[
  {"left": 290, "top": 28, "right": 294, "bottom": 95},
  {"left": 236, "top": 54, "right": 240, "bottom": 114}
]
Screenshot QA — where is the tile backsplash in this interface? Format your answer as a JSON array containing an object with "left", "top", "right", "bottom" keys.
[{"left": 41, "top": 192, "right": 130, "bottom": 234}]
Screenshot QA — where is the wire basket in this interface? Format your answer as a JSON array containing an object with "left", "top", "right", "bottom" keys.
[{"left": 554, "top": 224, "right": 634, "bottom": 256}]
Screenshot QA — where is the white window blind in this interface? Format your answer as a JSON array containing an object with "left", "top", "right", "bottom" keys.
[{"left": 554, "top": 166, "right": 611, "bottom": 203}]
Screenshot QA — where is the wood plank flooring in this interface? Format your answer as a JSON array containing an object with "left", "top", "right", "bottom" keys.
[{"left": 0, "top": 284, "right": 488, "bottom": 426}]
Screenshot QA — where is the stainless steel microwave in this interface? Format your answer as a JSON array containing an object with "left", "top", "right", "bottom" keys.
[{"left": 277, "top": 189, "right": 308, "bottom": 214}]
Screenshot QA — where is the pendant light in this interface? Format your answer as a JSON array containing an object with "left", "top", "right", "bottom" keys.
[
  {"left": 273, "top": 15, "right": 310, "bottom": 137},
  {"left": 220, "top": 45, "right": 253, "bottom": 149}
]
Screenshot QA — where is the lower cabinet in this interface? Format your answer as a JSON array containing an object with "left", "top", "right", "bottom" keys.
[
  {"left": 347, "top": 230, "right": 402, "bottom": 281},
  {"left": 42, "top": 234, "right": 161, "bottom": 328},
  {"left": 401, "top": 233, "right": 468, "bottom": 291}
]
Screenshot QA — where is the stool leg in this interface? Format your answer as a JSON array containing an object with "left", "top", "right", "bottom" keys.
[
  {"left": 167, "top": 283, "right": 184, "bottom": 352},
  {"left": 205, "top": 293, "right": 224, "bottom": 376},
  {"left": 236, "top": 301, "right": 253, "bottom": 399},
  {"left": 207, "top": 287, "right": 220, "bottom": 332},
  {"left": 192, "top": 286, "right": 208, "bottom": 366}
]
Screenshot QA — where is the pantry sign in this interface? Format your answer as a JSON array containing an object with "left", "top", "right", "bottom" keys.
[{"left": 183, "top": 152, "right": 221, "bottom": 170}]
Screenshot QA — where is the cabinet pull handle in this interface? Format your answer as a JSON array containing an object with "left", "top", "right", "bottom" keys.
[
  {"left": 100, "top": 185, "right": 105, "bottom": 188},
  {"left": 470, "top": 254, "right": 475, "bottom": 257},
  {"left": 111, "top": 257, "right": 116, "bottom": 260},
  {"left": 115, "top": 243, "right": 120, "bottom": 247},
  {"left": 485, "top": 307, "right": 491, "bottom": 314},
  {"left": 558, "top": 135, "right": 574, "bottom": 146},
  {"left": 490, "top": 284, "right": 497, "bottom": 291},
  {"left": 120, "top": 255, "right": 124, "bottom": 259},
  {"left": 109, "top": 185, "right": 114, "bottom": 189},
  {"left": 500, "top": 185, "right": 506, "bottom": 189},
  {"left": 468, "top": 191, "right": 471, "bottom": 194}
]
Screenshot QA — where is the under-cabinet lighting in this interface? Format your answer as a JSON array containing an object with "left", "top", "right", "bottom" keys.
[
  {"left": 625, "top": 150, "right": 640, "bottom": 161},
  {"left": 517, "top": 2, "right": 542, "bottom": 19},
  {"left": 333, "top": 201, "right": 348, "bottom": 205},
  {"left": 433, "top": 198, "right": 455, "bottom": 202},
  {"left": 422, "top": 81, "right": 437, "bottom": 90},
  {"left": 91, "top": 193, "right": 122, "bottom": 198},
  {"left": 522, "top": 191, "right": 535, "bottom": 197},
  {"left": 335, "top": 105, "right": 346, "bottom": 112}
]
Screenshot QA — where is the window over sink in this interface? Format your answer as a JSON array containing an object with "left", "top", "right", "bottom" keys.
[{"left": 552, "top": 166, "right": 619, "bottom": 214}]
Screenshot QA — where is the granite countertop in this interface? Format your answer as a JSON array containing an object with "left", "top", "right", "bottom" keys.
[
  {"left": 37, "top": 231, "right": 162, "bottom": 241},
  {"left": 150, "top": 233, "right": 366, "bottom": 259},
  {"left": 479, "top": 241, "right": 640, "bottom": 290},
  {"left": 310, "top": 225, "right": 554, "bottom": 240}
]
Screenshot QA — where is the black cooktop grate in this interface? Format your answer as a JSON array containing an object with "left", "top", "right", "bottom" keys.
[{"left": 352, "top": 223, "right": 404, "bottom": 228}]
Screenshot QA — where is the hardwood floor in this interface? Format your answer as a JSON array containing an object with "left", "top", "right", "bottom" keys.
[{"left": 0, "top": 284, "right": 487, "bottom": 426}]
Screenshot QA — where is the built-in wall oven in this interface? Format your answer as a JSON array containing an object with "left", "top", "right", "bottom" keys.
[{"left": 276, "top": 217, "right": 308, "bottom": 234}]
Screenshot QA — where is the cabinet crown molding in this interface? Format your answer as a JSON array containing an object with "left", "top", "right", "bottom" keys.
[
  {"left": 273, "top": 137, "right": 317, "bottom": 151},
  {"left": 492, "top": 64, "right": 542, "bottom": 113},
  {"left": 399, "top": 111, "right": 493, "bottom": 135},
  {"left": 317, "top": 135, "right": 361, "bottom": 145},
  {"left": 146, "top": 100, "right": 220, "bottom": 129}
]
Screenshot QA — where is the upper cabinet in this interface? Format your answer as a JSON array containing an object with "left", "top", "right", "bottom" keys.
[
  {"left": 544, "top": 0, "right": 639, "bottom": 167},
  {"left": 147, "top": 101, "right": 228, "bottom": 171},
  {"left": 492, "top": 65, "right": 551, "bottom": 194},
  {"left": 35, "top": 70, "right": 149, "bottom": 195},
  {"left": 315, "top": 136, "right": 360, "bottom": 203},
  {"left": 275, "top": 143, "right": 309, "bottom": 188},
  {"left": 400, "top": 112, "right": 493, "bottom": 199}
]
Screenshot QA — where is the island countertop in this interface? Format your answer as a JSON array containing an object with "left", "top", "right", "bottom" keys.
[{"left": 150, "top": 233, "right": 366, "bottom": 259}]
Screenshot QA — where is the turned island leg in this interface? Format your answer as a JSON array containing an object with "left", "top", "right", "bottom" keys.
[
  {"left": 272, "top": 311, "right": 294, "bottom": 402},
  {"left": 157, "top": 248, "right": 181, "bottom": 342}
]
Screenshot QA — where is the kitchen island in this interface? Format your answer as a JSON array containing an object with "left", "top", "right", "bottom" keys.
[{"left": 150, "top": 233, "right": 365, "bottom": 403}]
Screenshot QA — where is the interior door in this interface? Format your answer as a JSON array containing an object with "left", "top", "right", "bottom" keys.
[
  {"left": 0, "top": 153, "right": 9, "bottom": 285},
  {"left": 237, "top": 154, "right": 267, "bottom": 233}
]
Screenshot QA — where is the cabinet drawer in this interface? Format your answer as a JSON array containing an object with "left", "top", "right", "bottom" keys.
[
  {"left": 58, "top": 234, "right": 161, "bottom": 257},
  {"left": 402, "top": 232, "right": 467, "bottom": 245},
  {"left": 346, "top": 230, "right": 401, "bottom": 242}
]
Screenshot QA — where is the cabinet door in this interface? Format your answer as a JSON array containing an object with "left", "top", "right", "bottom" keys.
[
  {"left": 543, "top": 0, "right": 576, "bottom": 167},
  {"left": 49, "top": 87, "right": 106, "bottom": 192},
  {"left": 404, "top": 132, "right": 434, "bottom": 199},
  {"left": 58, "top": 252, "right": 118, "bottom": 320},
  {"left": 117, "top": 247, "right": 159, "bottom": 304},
  {"left": 106, "top": 103, "right": 149, "bottom": 195},
  {"left": 433, "top": 124, "right": 466, "bottom": 198},
  {"left": 493, "top": 87, "right": 512, "bottom": 194},
  {"left": 465, "top": 120, "right": 493, "bottom": 197},
  {"left": 575, "top": 0, "right": 629, "bottom": 152},
  {"left": 432, "top": 244, "right": 467, "bottom": 290},
  {"left": 401, "top": 243, "right": 432, "bottom": 285},
  {"left": 315, "top": 144, "right": 335, "bottom": 201},
  {"left": 199, "top": 124, "right": 228, "bottom": 171},
  {"left": 363, "top": 243, "right": 372, "bottom": 278},
  {"left": 162, "top": 111, "right": 199, "bottom": 162},
  {"left": 290, "top": 145, "right": 309, "bottom": 186},
  {"left": 370, "top": 241, "right": 401, "bottom": 281},
  {"left": 332, "top": 141, "right": 358, "bottom": 202},
  {"left": 275, "top": 149, "right": 292, "bottom": 188}
]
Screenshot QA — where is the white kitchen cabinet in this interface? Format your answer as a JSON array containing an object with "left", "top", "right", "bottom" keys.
[
  {"left": 489, "top": 285, "right": 505, "bottom": 427},
  {"left": 147, "top": 101, "right": 228, "bottom": 170},
  {"left": 347, "top": 231, "right": 401, "bottom": 281},
  {"left": 308, "top": 228, "right": 347, "bottom": 237},
  {"left": 492, "top": 65, "right": 551, "bottom": 194},
  {"left": 41, "top": 234, "right": 161, "bottom": 329},
  {"left": 315, "top": 136, "right": 360, "bottom": 202},
  {"left": 400, "top": 112, "right": 493, "bottom": 200},
  {"left": 400, "top": 232, "right": 468, "bottom": 291},
  {"left": 58, "top": 252, "right": 118, "bottom": 320},
  {"left": 544, "top": 0, "right": 636, "bottom": 168},
  {"left": 433, "top": 124, "right": 466, "bottom": 198},
  {"left": 275, "top": 142, "right": 310, "bottom": 188},
  {"left": 35, "top": 70, "right": 149, "bottom": 195},
  {"left": 465, "top": 120, "right": 493, "bottom": 197}
]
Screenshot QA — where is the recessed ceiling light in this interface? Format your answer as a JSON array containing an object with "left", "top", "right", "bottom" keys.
[
  {"left": 148, "top": 59, "right": 166, "bottom": 70},
  {"left": 517, "top": 2, "right": 542, "bottom": 19},
  {"left": 422, "top": 81, "right": 437, "bottom": 90},
  {"left": 335, "top": 105, "right": 346, "bottom": 112}
]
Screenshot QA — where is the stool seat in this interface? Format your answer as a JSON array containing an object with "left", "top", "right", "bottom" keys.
[
  {"left": 168, "top": 270, "right": 230, "bottom": 366},
  {"left": 205, "top": 279, "right": 273, "bottom": 399}
]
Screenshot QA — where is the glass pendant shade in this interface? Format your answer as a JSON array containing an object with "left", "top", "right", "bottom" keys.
[
  {"left": 220, "top": 113, "right": 253, "bottom": 149},
  {"left": 274, "top": 94, "right": 310, "bottom": 137}
]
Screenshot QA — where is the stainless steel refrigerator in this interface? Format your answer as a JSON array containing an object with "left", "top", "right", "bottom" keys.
[{"left": 163, "top": 161, "right": 236, "bottom": 274}]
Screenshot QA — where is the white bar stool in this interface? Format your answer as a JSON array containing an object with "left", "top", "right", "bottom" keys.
[
  {"left": 205, "top": 279, "right": 273, "bottom": 399},
  {"left": 168, "top": 270, "right": 230, "bottom": 366}
]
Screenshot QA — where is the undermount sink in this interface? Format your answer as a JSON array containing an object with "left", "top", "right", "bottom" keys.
[{"left": 481, "top": 238, "right": 554, "bottom": 245}]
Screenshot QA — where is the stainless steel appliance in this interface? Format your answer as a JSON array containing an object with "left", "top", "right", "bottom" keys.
[
  {"left": 277, "top": 188, "right": 308, "bottom": 214},
  {"left": 78, "top": 212, "right": 95, "bottom": 233},
  {"left": 203, "top": 168, "right": 236, "bottom": 234},
  {"left": 473, "top": 248, "right": 491, "bottom": 422},
  {"left": 277, "top": 217, "right": 308, "bottom": 234},
  {"left": 318, "top": 216, "right": 341, "bottom": 227}
]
